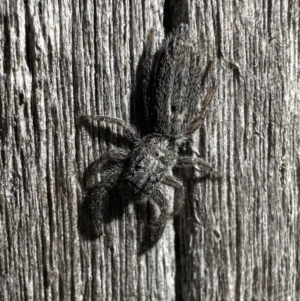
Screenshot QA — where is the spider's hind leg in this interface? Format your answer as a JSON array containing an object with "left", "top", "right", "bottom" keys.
[
  {"left": 140, "top": 188, "right": 169, "bottom": 254},
  {"left": 176, "top": 156, "right": 222, "bottom": 179},
  {"left": 81, "top": 115, "right": 139, "bottom": 142}
]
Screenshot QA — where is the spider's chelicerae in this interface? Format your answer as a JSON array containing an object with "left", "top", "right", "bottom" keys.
[{"left": 81, "top": 24, "right": 221, "bottom": 253}]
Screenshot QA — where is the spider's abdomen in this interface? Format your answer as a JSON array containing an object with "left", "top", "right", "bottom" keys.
[{"left": 147, "top": 24, "right": 205, "bottom": 138}]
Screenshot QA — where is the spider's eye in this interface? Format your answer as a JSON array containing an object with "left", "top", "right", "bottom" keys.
[
  {"left": 136, "top": 165, "right": 142, "bottom": 171},
  {"left": 155, "top": 152, "right": 165, "bottom": 160},
  {"left": 171, "top": 105, "right": 177, "bottom": 112}
]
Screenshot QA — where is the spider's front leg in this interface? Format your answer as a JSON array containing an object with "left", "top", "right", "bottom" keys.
[
  {"left": 80, "top": 150, "right": 128, "bottom": 239},
  {"left": 142, "top": 176, "right": 184, "bottom": 253},
  {"left": 79, "top": 163, "right": 124, "bottom": 238},
  {"left": 83, "top": 149, "right": 128, "bottom": 189},
  {"left": 81, "top": 115, "right": 139, "bottom": 142},
  {"left": 161, "top": 176, "right": 184, "bottom": 218},
  {"left": 176, "top": 156, "right": 222, "bottom": 179},
  {"left": 141, "top": 188, "right": 169, "bottom": 254}
]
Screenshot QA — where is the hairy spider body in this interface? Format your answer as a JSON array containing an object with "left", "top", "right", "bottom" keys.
[
  {"left": 126, "top": 134, "right": 178, "bottom": 195},
  {"left": 81, "top": 24, "right": 221, "bottom": 253}
]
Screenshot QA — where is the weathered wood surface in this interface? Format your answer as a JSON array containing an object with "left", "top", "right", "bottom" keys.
[{"left": 0, "top": 0, "right": 299, "bottom": 300}]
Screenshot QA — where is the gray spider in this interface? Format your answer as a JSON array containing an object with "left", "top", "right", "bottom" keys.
[{"left": 80, "top": 24, "right": 221, "bottom": 253}]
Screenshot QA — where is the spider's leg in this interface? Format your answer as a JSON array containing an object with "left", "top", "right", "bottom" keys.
[
  {"left": 83, "top": 149, "right": 128, "bottom": 189},
  {"left": 185, "top": 84, "right": 217, "bottom": 136},
  {"left": 82, "top": 115, "right": 139, "bottom": 142},
  {"left": 161, "top": 175, "right": 184, "bottom": 218},
  {"left": 80, "top": 163, "right": 124, "bottom": 238},
  {"left": 176, "top": 156, "right": 222, "bottom": 179},
  {"left": 141, "top": 188, "right": 169, "bottom": 253},
  {"left": 199, "top": 60, "right": 214, "bottom": 88},
  {"left": 142, "top": 176, "right": 184, "bottom": 253},
  {"left": 186, "top": 59, "right": 213, "bottom": 123}
]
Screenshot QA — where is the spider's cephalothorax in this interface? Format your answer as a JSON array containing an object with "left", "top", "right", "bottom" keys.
[
  {"left": 126, "top": 134, "right": 178, "bottom": 195},
  {"left": 81, "top": 24, "right": 221, "bottom": 253}
]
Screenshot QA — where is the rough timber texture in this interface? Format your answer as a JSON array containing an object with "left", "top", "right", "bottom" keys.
[{"left": 0, "top": 1, "right": 299, "bottom": 301}]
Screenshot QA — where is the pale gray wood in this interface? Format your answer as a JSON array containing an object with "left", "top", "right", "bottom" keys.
[
  {"left": 175, "top": 1, "right": 300, "bottom": 300},
  {"left": 0, "top": 0, "right": 299, "bottom": 301}
]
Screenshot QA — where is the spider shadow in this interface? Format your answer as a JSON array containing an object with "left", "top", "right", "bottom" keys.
[
  {"left": 78, "top": 185, "right": 130, "bottom": 241},
  {"left": 78, "top": 41, "right": 152, "bottom": 242},
  {"left": 78, "top": 39, "right": 160, "bottom": 249}
]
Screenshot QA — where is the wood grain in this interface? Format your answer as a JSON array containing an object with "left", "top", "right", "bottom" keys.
[{"left": 0, "top": 0, "right": 299, "bottom": 300}]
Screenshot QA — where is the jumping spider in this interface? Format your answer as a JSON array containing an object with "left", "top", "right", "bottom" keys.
[{"left": 81, "top": 24, "right": 221, "bottom": 253}]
